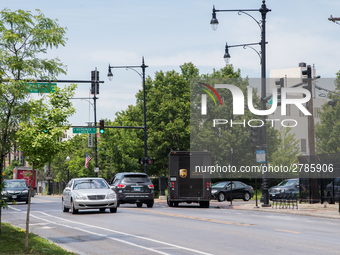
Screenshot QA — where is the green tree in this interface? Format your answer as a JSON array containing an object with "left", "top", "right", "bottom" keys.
[
  {"left": 17, "top": 85, "right": 75, "bottom": 251},
  {"left": 3, "top": 159, "right": 21, "bottom": 180},
  {"left": 315, "top": 71, "right": 340, "bottom": 153},
  {"left": 270, "top": 127, "right": 302, "bottom": 175},
  {"left": 0, "top": 8, "right": 67, "bottom": 236}
]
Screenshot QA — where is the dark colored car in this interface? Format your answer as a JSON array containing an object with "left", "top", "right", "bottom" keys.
[
  {"left": 325, "top": 177, "right": 340, "bottom": 203},
  {"left": 110, "top": 172, "right": 154, "bottom": 208},
  {"left": 211, "top": 181, "right": 254, "bottom": 202},
  {"left": 268, "top": 178, "right": 299, "bottom": 200},
  {"left": 1, "top": 179, "right": 29, "bottom": 204}
]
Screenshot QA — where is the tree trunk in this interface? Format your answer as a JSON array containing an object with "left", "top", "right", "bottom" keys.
[{"left": 24, "top": 162, "right": 34, "bottom": 251}]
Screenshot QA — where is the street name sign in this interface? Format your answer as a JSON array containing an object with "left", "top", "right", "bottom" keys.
[
  {"left": 28, "top": 83, "right": 56, "bottom": 93},
  {"left": 73, "top": 127, "right": 96, "bottom": 134}
]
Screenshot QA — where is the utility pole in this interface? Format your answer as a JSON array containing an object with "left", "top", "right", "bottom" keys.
[{"left": 303, "top": 65, "right": 318, "bottom": 203}]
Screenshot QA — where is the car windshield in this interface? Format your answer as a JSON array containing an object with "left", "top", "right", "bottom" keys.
[
  {"left": 277, "top": 179, "right": 297, "bottom": 187},
  {"left": 212, "top": 182, "right": 228, "bottom": 188},
  {"left": 5, "top": 181, "right": 27, "bottom": 188},
  {"left": 73, "top": 179, "right": 108, "bottom": 190},
  {"left": 122, "top": 175, "right": 150, "bottom": 183}
]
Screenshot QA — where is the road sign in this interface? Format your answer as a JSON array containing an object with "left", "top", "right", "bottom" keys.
[
  {"left": 28, "top": 83, "right": 56, "bottom": 93},
  {"left": 88, "top": 134, "right": 93, "bottom": 147},
  {"left": 256, "top": 150, "right": 266, "bottom": 163},
  {"left": 94, "top": 167, "right": 99, "bottom": 173},
  {"left": 73, "top": 127, "right": 97, "bottom": 134},
  {"left": 268, "top": 97, "right": 272, "bottom": 105}
]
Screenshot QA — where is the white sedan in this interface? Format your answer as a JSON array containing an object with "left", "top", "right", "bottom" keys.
[{"left": 62, "top": 177, "right": 118, "bottom": 214}]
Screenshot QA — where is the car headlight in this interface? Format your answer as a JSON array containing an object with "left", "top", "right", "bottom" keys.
[
  {"left": 21, "top": 190, "right": 28, "bottom": 194},
  {"left": 1, "top": 191, "right": 7, "bottom": 195},
  {"left": 106, "top": 191, "right": 116, "bottom": 199},
  {"left": 211, "top": 190, "right": 218, "bottom": 194},
  {"left": 75, "top": 193, "right": 88, "bottom": 200}
]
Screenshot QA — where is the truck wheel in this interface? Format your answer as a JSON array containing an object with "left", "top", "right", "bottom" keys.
[
  {"left": 243, "top": 192, "right": 250, "bottom": 201},
  {"left": 147, "top": 202, "right": 154, "bottom": 208},
  {"left": 218, "top": 192, "right": 225, "bottom": 202},
  {"left": 136, "top": 202, "right": 143, "bottom": 208},
  {"left": 174, "top": 202, "right": 179, "bottom": 207},
  {"left": 205, "top": 201, "right": 210, "bottom": 208}
]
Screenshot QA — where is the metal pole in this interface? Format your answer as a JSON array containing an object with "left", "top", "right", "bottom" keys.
[
  {"left": 230, "top": 148, "right": 233, "bottom": 206},
  {"left": 260, "top": 0, "right": 270, "bottom": 207},
  {"left": 142, "top": 57, "right": 148, "bottom": 174},
  {"left": 47, "top": 162, "right": 51, "bottom": 195},
  {"left": 94, "top": 68, "right": 98, "bottom": 177}
]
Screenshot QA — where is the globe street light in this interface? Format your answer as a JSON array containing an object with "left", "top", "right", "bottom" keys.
[
  {"left": 107, "top": 57, "right": 149, "bottom": 174},
  {"left": 211, "top": 0, "right": 271, "bottom": 207},
  {"left": 66, "top": 156, "right": 70, "bottom": 183}
]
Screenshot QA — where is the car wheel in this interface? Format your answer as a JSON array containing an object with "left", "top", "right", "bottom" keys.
[
  {"left": 71, "top": 199, "right": 78, "bottom": 214},
  {"left": 174, "top": 202, "right": 179, "bottom": 207},
  {"left": 243, "top": 192, "right": 250, "bottom": 201},
  {"left": 117, "top": 201, "right": 120, "bottom": 207},
  {"left": 62, "top": 199, "right": 69, "bottom": 212},
  {"left": 25, "top": 199, "right": 29, "bottom": 204},
  {"left": 147, "top": 202, "right": 154, "bottom": 208},
  {"left": 136, "top": 202, "right": 143, "bottom": 208},
  {"left": 218, "top": 192, "right": 225, "bottom": 202},
  {"left": 110, "top": 207, "right": 117, "bottom": 213},
  {"left": 99, "top": 208, "right": 106, "bottom": 212}
]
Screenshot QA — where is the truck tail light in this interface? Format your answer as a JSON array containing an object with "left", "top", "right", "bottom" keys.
[
  {"left": 207, "top": 182, "right": 210, "bottom": 188},
  {"left": 117, "top": 184, "right": 126, "bottom": 189},
  {"left": 172, "top": 182, "right": 175, "bottom": 188},
  {"left": 148, "top": 184, "right": 154, "bottom": 189}
]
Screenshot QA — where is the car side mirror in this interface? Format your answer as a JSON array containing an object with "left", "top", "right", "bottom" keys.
[{"left": 110, "top": 185, "right": 116, "bottom": 190}]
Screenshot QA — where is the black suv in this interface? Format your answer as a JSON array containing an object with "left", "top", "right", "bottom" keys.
[{"left": 110, "top": 172, "right": 154, "bottom": 208}]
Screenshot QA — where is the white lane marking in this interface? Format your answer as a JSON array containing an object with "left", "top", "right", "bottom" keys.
[
  {"left": 29, "top": 214, "right": 170, "bottom": 255},
  {"left": 33, "top": 211, "right": 213, "bottom": 255}
]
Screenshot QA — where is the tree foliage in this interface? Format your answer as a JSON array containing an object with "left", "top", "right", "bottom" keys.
[
  {"left": 0, "top": 7, "right": 68, "bottom": 245},
  {"left": 315, "top": 71, "right": 340, "bottom": 153}
]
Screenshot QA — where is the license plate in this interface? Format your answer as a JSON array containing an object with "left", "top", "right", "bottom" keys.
[
  {"left": 134, "top": 187, "right": 141, "bottom": 191},
  {"left": 12, "top": 195, "right": 17, "bottom": 199}
]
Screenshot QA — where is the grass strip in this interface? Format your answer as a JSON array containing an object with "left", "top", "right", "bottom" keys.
[{"left": 0, "top": 223, "right": 77, "bottom": 255}]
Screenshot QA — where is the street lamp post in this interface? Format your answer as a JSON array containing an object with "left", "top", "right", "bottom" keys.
[
  {"left": 211, "top": 0, "right": 271, "bottom": 206},
  {"left": 107, "top": 57, "right": 149, "bottom": 174},
  {"left": 66, "top": 156, "right": 70, "bottom": 183}
]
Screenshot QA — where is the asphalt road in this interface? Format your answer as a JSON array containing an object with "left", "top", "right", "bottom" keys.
[{"left": 2, "top": 196, "right": 340, "bottom": 255}]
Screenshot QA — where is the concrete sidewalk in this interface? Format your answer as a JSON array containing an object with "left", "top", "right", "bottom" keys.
[
  {"left": 210, "top": 200, "right": 340, "bottom": 219},
  {"left": 157, "top": 198, "right": 340, "bottom": 219}
]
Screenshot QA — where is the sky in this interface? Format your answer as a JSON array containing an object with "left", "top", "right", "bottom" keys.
[{"left": 4, "top": 0, "right": 340, "bottom": 126}]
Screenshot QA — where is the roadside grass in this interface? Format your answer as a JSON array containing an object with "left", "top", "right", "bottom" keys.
[
  {"left": 0, "top": 223, "right": 77, "bottom": 255},
  {"left": 252, "top": 189, "right": 262, "bottom": 200}
]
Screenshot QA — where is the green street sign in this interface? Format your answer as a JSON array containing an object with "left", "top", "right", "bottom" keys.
[
  {"left": 73, "top": 127, "right": 97, "bottom": 134},
  {"left": 268, "top": 97, "right": 273, "bottom": 105},
  {"left": 28, "top": 83, "right": 56, "bottom": 93}
]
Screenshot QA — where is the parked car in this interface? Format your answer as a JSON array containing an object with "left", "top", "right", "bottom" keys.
[
  {"left": 62, "top": 177, "right": 118, "bottom": 214},
  {"left": 325, "top": 177, "right": 340, "bottom": 203},
  {"left": 268, "top": 178, "right": 299, "bottom": 200},
  {"left": 211, "top": 181, "right": 254, "bottom": 202},
  {"left": 110, "top": 172, "right": 154, "bottom": 208},
  {"left": 1, "top": 179, "right": 29, "bottom": 204}
]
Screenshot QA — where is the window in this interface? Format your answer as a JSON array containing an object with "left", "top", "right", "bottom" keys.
[
  {"left": 314, "top": 107, "right": 321, "bottom": 118},
  {"left": 301, "top": 139, "right": 307, "bottom": 153}
]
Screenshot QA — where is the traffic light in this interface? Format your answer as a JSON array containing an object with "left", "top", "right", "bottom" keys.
[
  {"left": 275, "top": 78, "right": 284, "bottom": 106},
  {"left": 99, "top": 120, "right": 104, "bottom": 134},
  {"left": 138, "top": 157, "right": 154, "bottom": 165},
  {"left": 250, "top": 126, "right": 261, "bottom": 147},
  {"left": 91, "top": 70, "right": 99, "bottom": 95},
  {"left": 328, "top": 100, "right": 337, "bottom": 107},
  {"left": 302, "top": 65, "right": 312, "bottom": 92}
]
